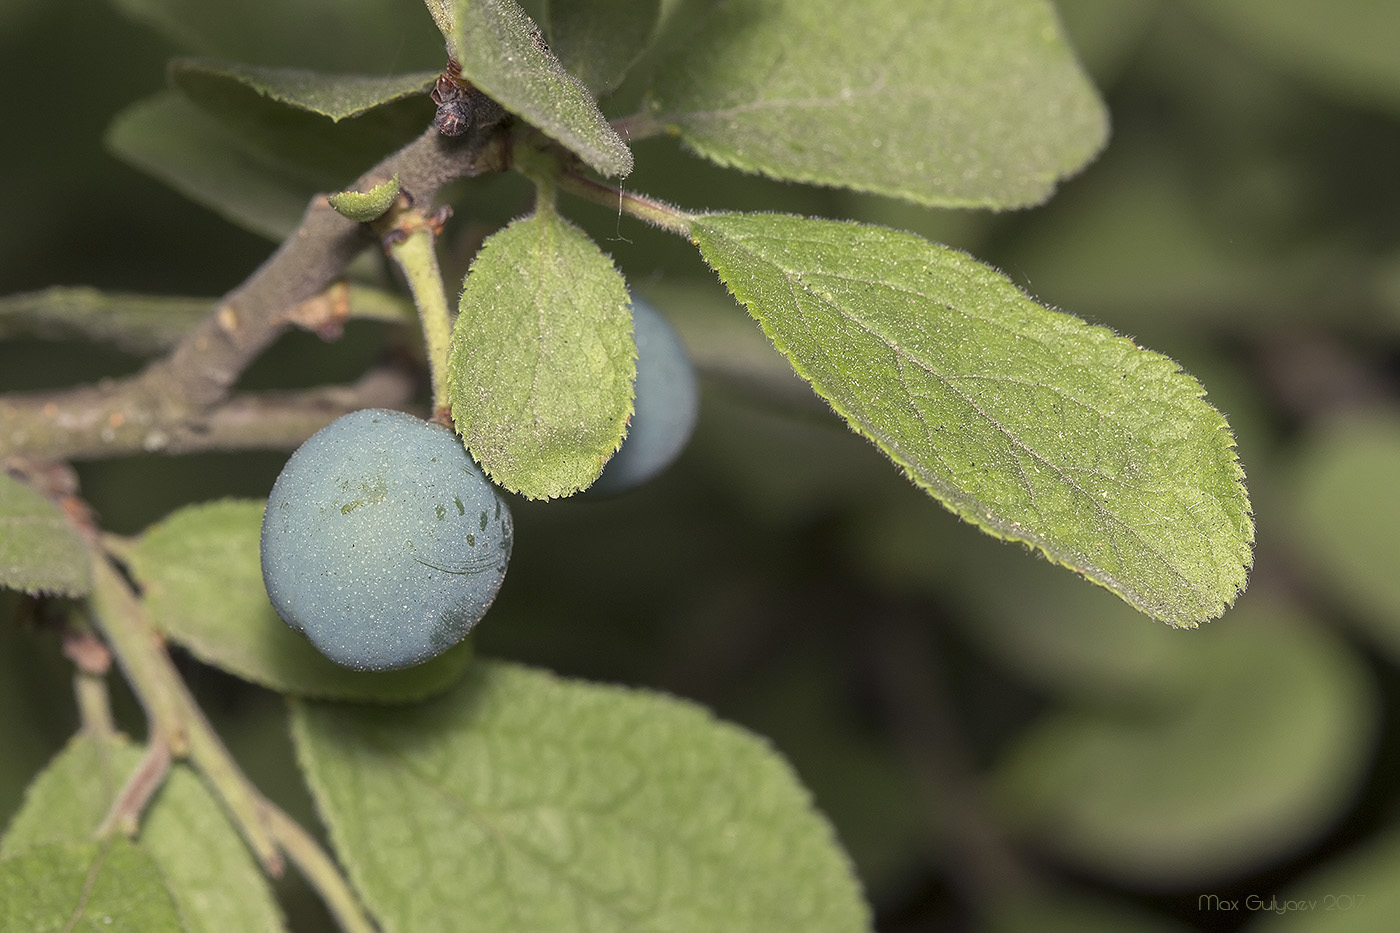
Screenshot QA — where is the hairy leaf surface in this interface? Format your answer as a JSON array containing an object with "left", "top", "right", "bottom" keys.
[
  {"left": 449, "top": 210, "right": 634, "bottom": 499},
  {"left": 1, "top": 734, "right": 285, "bottom": 933},
  {"left": 0, "top": 839, "right": 182, "bottom": 933},
  {"left": 647, "top": 0, "right": 1106, "bottom": 208},
  {"left": 126, "top": 500, "right": 473, "bottom": 702},
  {"left": 291, "top": 661, "right": 871, "bottom": 932},
  {"left": 0, "top": 473, "right": 89, "bottom": 597},
  {"left": 448, "top": 0, "right": 633, "bottom": 175},
  {"left": 691, "top": 213, "right": 1253, "bottom": 624}
]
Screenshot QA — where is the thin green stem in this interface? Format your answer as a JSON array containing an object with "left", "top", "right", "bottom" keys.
[
  {"left": 554, "top": 170, "right": 696, "bottom": 237},
  {"left": 86, "top": 552, "right": 379, "bottom": 930},
  {"left": 387, "top": 228, "right": 454, "bottom": 415},
  {"left": 97, "top": 737, "right": 172, "bottom": 839},
  {"left": 266, "top": 802, "right": 377, "bottom": 933},
  {"left": 87, "top": 555, "right": 284, "bottom": 873},
  {"left": 73, "top": 671, "right": 116, "bottom": 741}
]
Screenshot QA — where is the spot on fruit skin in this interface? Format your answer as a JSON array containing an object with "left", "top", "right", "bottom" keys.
[{"left": 260, "top": 408, "right": 513, "bottom": 671}]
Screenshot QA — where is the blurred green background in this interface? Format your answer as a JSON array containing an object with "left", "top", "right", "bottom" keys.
[{"left": 5, "top": 0, "right": 1400, "bottom": 930}]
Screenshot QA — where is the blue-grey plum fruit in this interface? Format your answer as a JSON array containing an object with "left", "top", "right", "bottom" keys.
[
  {"left": 260, "top": 408, "right": 512, "bottom": 671},
  {"left": 591, "top": 299, "right": 699, "bottom": 494}
]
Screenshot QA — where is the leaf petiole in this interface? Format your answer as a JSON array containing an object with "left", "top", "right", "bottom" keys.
[{"left": 554, "top": 168, "right": 695, "bottom": 236}]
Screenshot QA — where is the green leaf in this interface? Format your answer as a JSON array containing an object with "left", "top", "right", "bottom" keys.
[
  {"left": 1, "top": 733, "right": 286, "bottom": 933},
  {"left": 172, "top": 59, "right": 438, "bottom": 122},
  {"left": 0, "top": 287, "right": 210, "bottom": 354},
  {"left": 690, "top": 212, "right": 1253, "bottom": 625},
  {"left": 645, "top": 0, "right": 1107, "bottom": 208},
  {"left": 329, "top": 174, "right": 401, "bottom": 222},
  {"left": 0, "top": 839, "right": 184, "bottom": 933},
  {"left": 1288, "top": 412, "right": 1400, "bottom": 661},
  {"left": 111, "top": 0, "right": 445, "bottom": 72},
  {"left": 1182, "top": 0, "right": 1400, "bottom": 116},
  {"left": 543, "top": 0, "right": 662, "bottom": 96},
  {"left": 170, "top": 61, "right": 434, "bottom": 191},
  {"left": 291, "top": 661, "right": 871, "bottom": 932},
  {"left": 992, "top": 604, "right": 1377, "bottom": 885},
  {"left": 448, "top": 0, "right": 633, "bottom": 176},
  {"left": 0, "top": 473, "right": 90, "bottom": 597},
  {"left": 449, "top": 209, "right": 634, "bottom": 499},
  {"left": 106, "top": 91, "right": 322, "bottom": 240},
  {"left": 125, "top": 499, "right": 473, "bottom": 702}
]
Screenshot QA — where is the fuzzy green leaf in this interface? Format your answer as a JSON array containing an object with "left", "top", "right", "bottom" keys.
[
  {"left": 172, "top": 59, "right": 438, "bottom": 122},
  {"left": 1, "top": 733, "right": 285, "bottom": 933},
  {"left": 0, "top": 474, "right": 90, "bottom": 597},
  {"left": 448, "top": 0, "right": 633, "bottom": 175},
  {"left": 646, "top": 0, "right": 1106, "bottom": 208},
  {"left": 329, "top": 174, "right": 401, "bottom": 222},
  {"left": 543, "top": 0, "right": 662, "bottom": 96},
  {"left": 291, "top": 661, "right": 871, "bottom": 932},
  {"left": 691, "top": 213, "right": 1253, "bottom": 624},
  {"left": 125, "top": 499, "right": 473, "bottom": 702},
  {"left": 449, "top": 209, "right": 634, "bottom": 499},
  {"left": 0, "top": 839, "right": 184, "bottom": 933},
  {"left": 112, "top": 0, "right": 444, "bottom": 72},
  {"left": 992, "top": 606, "right": 1376, "bottom": 884}
]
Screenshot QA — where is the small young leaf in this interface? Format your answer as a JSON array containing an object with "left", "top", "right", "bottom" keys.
[
  {"left": 646, "top": 0, "right": 1107, "bottom": 208},
  {"left": 448, "top": 0, "right": 633, "bottom": 176},
  {"left": 125, "top": 499, "right": 473, "bottom": 702},
  {"left": 1, "top": 733, "right": 286, "bottom": 933},
  {"left": 691, "top": 213, "right": 1253, "bottom": 625},
  {"left": 0, "top": 473, "right": 90, "bottom": 597},
  {"left": 0, "top": 287, "right": 210, "bottom": 354},
  {"left": 291, "top": 661, "right": 871, "bottom": 932},
  {"left": 543, "top": 0, "right": 662, "bottom": 96},
  {"left": 112, "top": 0, "right": 444, "bottom": 72},
  {"left": 449, "top": 210, "right": 634, "bottom": 499},
  {"left": 0, "top": 839, "right": 184, "bottom": 932},
  {"left": 329, "top": 174, "right": 401, "bottom": 222},
  {"left": 992, "top": 607, "right": 1376, "bottom": 885},
  {"left": 172, "top": 59, "right": 438, "bottom": 122}
]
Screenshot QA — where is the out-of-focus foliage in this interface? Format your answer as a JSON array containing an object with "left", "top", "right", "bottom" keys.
[{"left": 3, "top": 0, "right": 1400, "bottom": 929}]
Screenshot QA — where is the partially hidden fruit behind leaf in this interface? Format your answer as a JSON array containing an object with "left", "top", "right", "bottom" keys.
[
  {"left": 590, "top": 298, "right": 700, "bottom": 495},
  {"left": 260, "top": 408, "right": 512, "bottom": 671}
]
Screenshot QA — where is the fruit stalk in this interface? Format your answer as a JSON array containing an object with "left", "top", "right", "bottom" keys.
[{"left": 387, "top": 226, "right": 455, "bottom": 415}]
